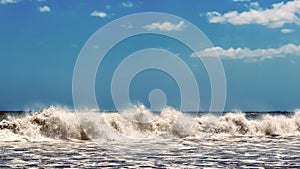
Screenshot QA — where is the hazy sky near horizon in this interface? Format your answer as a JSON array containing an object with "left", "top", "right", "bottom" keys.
[{"left": 1, "top": 0, "right": 300, "bottom": 111}]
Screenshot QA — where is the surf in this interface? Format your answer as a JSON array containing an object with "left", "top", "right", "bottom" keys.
[{"left": 0, "top": 105, "right": 300, "bottom": 142}]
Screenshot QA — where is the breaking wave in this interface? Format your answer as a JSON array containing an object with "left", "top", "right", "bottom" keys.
[{"left": 1, "top": 106, "right": 300, "bottom": 142}]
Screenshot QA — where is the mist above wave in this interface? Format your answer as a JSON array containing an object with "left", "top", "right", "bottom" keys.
[{"left": 0, "top": 105, "right": 300, "bottom": 142}]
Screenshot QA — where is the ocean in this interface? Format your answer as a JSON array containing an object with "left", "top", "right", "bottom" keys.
[{"left": 1, "top": 106, "right": 300, "bottom": 168}]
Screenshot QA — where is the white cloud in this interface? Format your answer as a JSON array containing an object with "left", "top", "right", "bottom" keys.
[
  {"left": 121, "top": 1, "right": 133, "bottom": 8},
  {"left": 247, "top": 1, "right": 259, "bottom": 9},
  {"left": 281, "top": 28, "right": 294, "bottom": 34},
  {"left": 38, "top": 5, "right": 51, "bottom": 12},
  {"left": 207, "top": 0, "right": 300, "bottom": 28},
  {"left": 0, "top": 0, "right": 20, "bottom": 4},
  {"left": 143, "top": 21, "right": 186, "bottom": 31},
  {"left": 232, "top": 0, "right": 260, "bottom": 9},
  {"left": 191, "top": 44, "right": 300, "bottom": 62},
  {"left": 121, "top": 23, "right": 133, "bottom": 29},
  {"left": 90, "top": 10, "right": 107, "bottom": 18}
]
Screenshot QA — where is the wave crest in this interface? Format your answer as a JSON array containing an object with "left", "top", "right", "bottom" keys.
[{"left": 1, "top": 106, "right": 300, "bottom": 142}]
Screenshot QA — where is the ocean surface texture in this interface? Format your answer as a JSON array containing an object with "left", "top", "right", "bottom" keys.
[{"left": 1, "top": 106, "right": 300, "bottom": 168}]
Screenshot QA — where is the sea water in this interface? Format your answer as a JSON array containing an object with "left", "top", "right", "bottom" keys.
[{"left": 1, "top": 106, "right": 300, "bottom": 168}]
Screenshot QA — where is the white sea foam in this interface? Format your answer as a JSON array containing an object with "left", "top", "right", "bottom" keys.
[{"left": 0, "top": 106, "right": 300, "bottom": 142}]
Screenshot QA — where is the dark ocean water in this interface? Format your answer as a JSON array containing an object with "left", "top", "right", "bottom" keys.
[{"left": 0, "top": 106, "right": 299, "bottom": 168}]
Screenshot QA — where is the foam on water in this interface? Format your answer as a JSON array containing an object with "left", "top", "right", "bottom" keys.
[
  {"left": 0, "top": 106, "right": 300, "bottom": 142},
  {"left": 0, "top": 106, "right": 87, "bottom": 142}
]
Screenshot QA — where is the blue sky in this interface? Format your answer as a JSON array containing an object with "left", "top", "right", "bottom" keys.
[{"left": 1, "top": 0, "right": 300, "bottom": 111}]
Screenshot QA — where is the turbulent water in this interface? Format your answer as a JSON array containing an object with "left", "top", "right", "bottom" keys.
[{"left": 1, "top": 106, "right": 300, "bottom": 168}]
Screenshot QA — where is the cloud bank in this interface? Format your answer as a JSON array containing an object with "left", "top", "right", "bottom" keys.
[
  {"left": 143, "top": 21, "right": 186, "bottom": 31},
  {"left": 207, "top": 0, "right": 300, "bottom": 28},
  {"left": 191, "top": 44, "right": 300, "bottom": 62}
]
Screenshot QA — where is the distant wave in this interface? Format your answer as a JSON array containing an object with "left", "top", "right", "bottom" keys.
[{"left": 0, "top": 106, "right": 300, "bottom": 142}]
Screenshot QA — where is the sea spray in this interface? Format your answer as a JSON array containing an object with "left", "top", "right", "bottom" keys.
[
  {"left": 1, "top": 106, "right": 300, "bottom": 142},
  {"left": 0, "top": 106, "right": 88, "bottom": 141}
]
